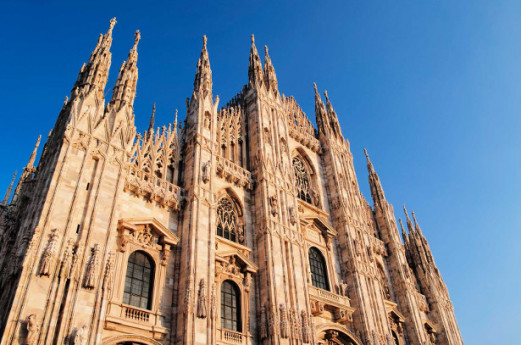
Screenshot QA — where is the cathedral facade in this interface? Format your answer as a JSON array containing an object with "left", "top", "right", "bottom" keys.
[{"left": 0, "top": 19, "right": 463, "bottom": 345}]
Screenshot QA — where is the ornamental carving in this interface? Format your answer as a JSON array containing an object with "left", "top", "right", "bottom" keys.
[
  {"left": 72, "top": 325, "right": 87, "bottom": 345},
  {"left": 196, "top": 278, "right": 207, "bottom": 319},
  {"left": 270, "top": 195, "right": 278, "bottom": 216},
  {"left": 83, "top": 244, "right": 100, "bottom": 289},
  {"left": 216, "top": 196, "right": 244, "bottom": 244},
  {"left": 279, "top": 304, "right": 289, "bottom": 339},
  {"left": 38, "top": 229, "right": 60, "bottom": 276},
  {"left": 301, "top": 311, "right": 311, "bottom": 343},
  {"left": 59, "top": 239, "right": 74, "bottom": 279}
]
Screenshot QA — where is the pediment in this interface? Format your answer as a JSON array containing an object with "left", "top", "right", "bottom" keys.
[
  {"left": 385, "top": 300, "right": 406, "bottom": 323},
  {"left": 118, "top": 218, "right": 179, "bottom": 246},
  {"left": 216, "top": 250, "right": 258, "bottom": 274}
]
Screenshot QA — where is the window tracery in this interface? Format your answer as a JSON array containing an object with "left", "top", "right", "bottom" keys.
[
  {"left": 216, "top": 197, "right": 244, "bottom": 244},
  {"left": 293, "top": 156, "right": 313, "bottom": 204}
]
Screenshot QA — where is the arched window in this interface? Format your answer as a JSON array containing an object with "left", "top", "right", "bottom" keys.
[
  {"left": 216, "top": 196, "right": 243, "bottom": 244},
  {"left": 309, "top": 247, "right": 329, "bottom": 291},
  {"left": 123, "top": 251, "right": 154, "bottom": 310},
  {"left": 293, "top": 156, "right": 313, "bottom": 204},
  {"left": 392, "top": 331, "right": 400, "bottom": 345},
  {"left": 221, "top": 280, "right": 241, "bottom": 331}
]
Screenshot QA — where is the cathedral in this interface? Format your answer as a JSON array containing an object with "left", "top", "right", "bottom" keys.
[{"left": 0, "top": 19, "right": 463, "bottom": 345}]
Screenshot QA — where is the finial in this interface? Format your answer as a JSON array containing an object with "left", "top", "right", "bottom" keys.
[
  {"left": 63, "top": 96, "right": 68, "bottom": 106},
  {"left": 364, "top": 148, "right": 369, "bottom": 159},
  {"left": 411, "top": 210, "right": 417, "bottom": 225},
  {"left": 251, "top": 34, "right": 255, "bottom": 44},
  {"left": 133, "top": 30, "right": 141, "bottom": 50},
  {"left": 174, "top": 109, "right": 178, "bottom": 128},
  {"left": 398, "top": 218, "right": 405, "bottom": 232},
  {"left": 324, "top": 90, "right": 330, "bottom": 102},
  {"left": 148, "top": 103, "right": 156, "bottom": 133},
  {"left": 203, "top": 35, "right": 207, "bottom": 49},
  {"left": 108, "top": 17, "right": 117, "bottom": 34},
  {"left": 26, "top": 135, "right": 42, "bottom": 169},
  {"left": 264, "top": 45, "right": 269, "bottom": 55},
  {"left": 313, "top": 82, "right": 318, "bottom": 93},
  {"left": 2, "top": 171, "right": 17, "bottom": 206}
]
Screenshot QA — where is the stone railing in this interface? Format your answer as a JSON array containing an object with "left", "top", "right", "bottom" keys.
[
  {"left": 222, "top": 329, "right": 243, "bottom": 343},
  {"left": 122, "top": 304, "right": 151, "bottom": 323},
  {"left": 124, "top": 165, "right": 183, "bottom": 210},
  {"left": 215, "top": 155, "right": 254, "bottom": 190},
  {"left": 308, "top": 285, "right": 351, "bottom": 308},
  {"left": 287, "top": 126, "right": 321, "bottom": 153}
]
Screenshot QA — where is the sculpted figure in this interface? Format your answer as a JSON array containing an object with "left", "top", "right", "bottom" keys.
[
  {"left": 72, "top": 325, "right": 87, "bottom": 345},
  {"left": 270, "top": 195, "right": 278, "bottom": 216},
  {"left": 289, "top": 206, "right": 296, "bottom": 225},
  {"left": 39, "top": 230, "right": 60, "bottom": 276},
  {"left": 196, "top": 279, "right": 207, "bottom": 318},
  {"left": 260, "top": 305, "right": 268, "bottom": 339},
  {"left": 301, "top": 311, "right": 311, "bottom": 343},
  {"left": 279, "top": 304, "right": 289, "bottom": 339},
  {"left": 83, "top": 244, "right": 100, "bottom": 289},
  {"left": 25, "top": 314, "right": 40, "bottom": 345},
  {"left": 339, "top": 280, "right": 349, "bottom": 297},
  {"left": 202, "top": 161, "right": 210, "bottom": 183}
]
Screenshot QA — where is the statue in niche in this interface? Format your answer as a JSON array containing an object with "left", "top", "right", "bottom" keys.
[
  {"left": 83, "top": 244, "right": 100, "bottom": 289},
  {"left": 288, "top": 206, "right": 296, "bottom": 225},
  {"left": 202, "top": 161, "right": 210, "bottom": 183},
  {"left": 196, "top": 279, "right": 207, "bottom": 318},
  {"left": 72, "top": 325, "right": 87, "bottom": 345},
  {"left": 38, "top": 230, "right": 60, "bottom": 276},
  {"left": 279, "top": 304, "right": 289, "bottom": 339},
  {"left": 25, "top": 314, "right": 40, "bottom": 345},
  {"left": 339, "top": 280, "right": 349, "bottom": 297},
  {"left": 270, "top": 195, "right": 278, "bottom": 216}
]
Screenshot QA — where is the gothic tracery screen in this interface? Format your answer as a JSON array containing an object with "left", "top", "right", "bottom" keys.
[
  {"left": 293, "top": 156, "right": 313, "bottom": 204},
  {"left": 216, "top": 197, "right": 243, "bottom": 244}
]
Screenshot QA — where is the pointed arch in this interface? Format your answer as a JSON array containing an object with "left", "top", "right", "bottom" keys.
[
  {"left": 216, "top": 188, "right": 245, "bottom": 244},
  {"left": 292, "top": 149, "right": 319, "bottom": 206}
]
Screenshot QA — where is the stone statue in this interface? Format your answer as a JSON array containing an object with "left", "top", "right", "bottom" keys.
[
  {"left": 289, "top": 206, "right": 296, "bottom": 225},
  {"left": 260, "top": 305, "right": 268, "bottom": 340},
  {"left": 72, "top": 325, "right": 87, "bottom": 345},
  {"left": 279, "top": 304, "right": 289, "bottom": 339},
  {"left": 202, "top": 161, "right": 210, "bottom": 183},
  {"left": 339, "top": 280, "right": 349, "bottom": 297},
  {"left": 25, "top": 314, "right": 40, "bottom": 345},
  {"left": 38, "top": 230, "right": 60, "bottom": 276},
  {"left": 301, "top": 311, "right": 311, "bottom": 343},
  {"left": 83, "top": 244, "right": 100, "bottom": 289},
  {"left": 270, "top": 195, "right": 278, "bottom": 216},
  {"left": 196, "top": 278, "right": 207, "bottom": 318}
]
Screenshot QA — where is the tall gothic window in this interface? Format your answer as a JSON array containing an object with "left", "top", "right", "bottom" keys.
[
  {"left": 309, "top": 247, "right": 329, "bottom": 291},
  {"left": 293, "top": 157, "right": 313, "bottom": 204},
  {"left": 123, "top": 251, "right": 154, "bottom": 309},
  {"left": 216, "top": 197, "right": 243, "bottom": 244},
  {"left": 221, "top": 280, "right": 241, "bottom": 332}
]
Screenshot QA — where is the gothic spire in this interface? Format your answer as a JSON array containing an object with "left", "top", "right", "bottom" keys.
[
  {"left": 248, "top": 35, "right": 264, "bottom": 89},
  {"left": 323, "top": 90, "right": 343, "bottom": 139},
  {"left": 403, "top": 205, "right": 415, "bottom": 234},
  {"left": 12, "top": 135, "right": 41, "bottom": 205},
  {"left": 193, "top": 35, "right": 212, "bottom": 97},
  {"left": 73, "top": 18, "right": 116, "bottom": 100},
  {"left": 27, "top": 135, "right": 41, "bottom": 170},
  {"left": 411, "top": 210, "right": 424, "bottom": 236},
  {"left": 314, "top": 82, "right": 328, "bottom": 135},
  {"left": 2, "top": 172, "right": 17, "bottom": 206},
  {"left": 398, "top": 218, "right": 408, "bottom": 242},
  {"left": 263, "top": 45, "right": 279, "bottom": 96},
  {"left": 148, "top": 103, "right": 156, "bottom": 133},
  {"left": 365, "top": 148, "right": 386, "bottom": 207},
  {"left": 109, "top": 30, "right": 140, "bottom": 112}
]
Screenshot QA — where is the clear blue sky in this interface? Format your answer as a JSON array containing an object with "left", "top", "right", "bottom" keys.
[{"left": 1, "top": 1, "right": 519, "bottom": 343}]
